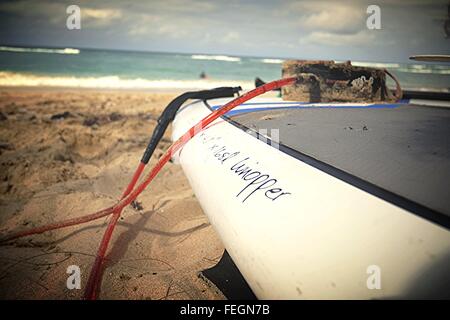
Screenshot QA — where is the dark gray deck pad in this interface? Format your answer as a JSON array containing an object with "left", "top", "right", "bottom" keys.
[{"left": 229, "top": 104, "right": 450, "bottom": 221}]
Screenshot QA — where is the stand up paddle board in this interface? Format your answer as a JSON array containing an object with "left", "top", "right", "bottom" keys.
[{"left": 172, "top": 96, "right": 450, "bottom": 299}]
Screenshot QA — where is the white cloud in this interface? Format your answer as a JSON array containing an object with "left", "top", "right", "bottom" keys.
[
  {"left": 83, "top": 8, "right": 122, "bottom": 20},
  {"left": 299, "top": 6, "right": 364, "bottom": 34},
  {"left": 82, "top": 8, "right": 123, "bottom": 27},
  {"left": 278, "top": 1, "right": 366, "bottom": 35}
]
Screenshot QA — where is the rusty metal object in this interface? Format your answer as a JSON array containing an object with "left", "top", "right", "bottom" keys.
[{"left": 282, "top": 60, "right": 396, "bottom": 102}]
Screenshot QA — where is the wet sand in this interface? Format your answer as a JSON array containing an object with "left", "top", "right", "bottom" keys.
[{"left": 0, "top": 88, "right": 225, "bottom": 299}]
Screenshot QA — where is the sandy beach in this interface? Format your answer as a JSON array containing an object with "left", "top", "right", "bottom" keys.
[{"left": 0, "top": 88, "right": 225, "bottom": 299}]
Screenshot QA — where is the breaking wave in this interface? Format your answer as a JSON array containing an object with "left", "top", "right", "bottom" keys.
[
  {"left": 397, "top": 65, "right": 450, "bottom": 75},
  {"left": 345, "top": 61, "right": 450, "bottom": 75},
  {"left": 351, "top": 61, "right": 401, "bottom": 68},
  {"left": 191, "top": 54, "right": 241, "bottom": 62},
  {"left": 261, "top": 58, "right": 284, "bottom": 64},
  {"left": 0, "top": 71, "right": 253, "bottom": 90},
  {"left": 0, "top": 46, "right": 80, "bottom": 55}
]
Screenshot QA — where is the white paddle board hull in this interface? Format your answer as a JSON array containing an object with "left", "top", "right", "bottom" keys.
[{"left": 172, "top": 97, "right": 450, "bottom": 299}]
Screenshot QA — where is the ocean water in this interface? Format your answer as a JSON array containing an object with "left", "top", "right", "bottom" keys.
[{"left": 0, "top": 46, "right": 449, "bottom": 91}]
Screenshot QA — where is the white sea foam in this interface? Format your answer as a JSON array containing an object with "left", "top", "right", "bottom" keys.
[
  {"left": 351, "top": 61, "right": 401, "bottom": 68},
  {"left": 0, "top": 46, "right": 80, "bottom": 55},
  {"left": 0, "top": 72, "right": 253, "bottom": 90},
  {"left": 343, "top": 61, "right": 450, "bottom": 74},
  {"left": 191, "top": 54, "right": 241, "bottom": 62},
  {"left": 396, "top": 67, "right": 450, "bottom": 75},
  {"left": 261, "top": 58, "right": 284, "bottom": 64}
]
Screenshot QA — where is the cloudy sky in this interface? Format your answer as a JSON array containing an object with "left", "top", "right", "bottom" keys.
[{"left": 0, "top": 0, "right": 449, "bottom": 62}]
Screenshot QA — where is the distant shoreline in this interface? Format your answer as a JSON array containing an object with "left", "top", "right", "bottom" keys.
[
  {"left": 0, "top": 85, "right": 188, "bottom": 94},
  {"left": 0, "top": 71, "right": 255, "bottom": 92}
]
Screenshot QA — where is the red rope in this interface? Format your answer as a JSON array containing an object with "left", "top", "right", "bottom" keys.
[
  {"left": 1, "top": 162, "right": 147, "bottom": 243},
  {"left": 83, "top": 162, "right": 147, "bottom": 298},
  {"left": 1, "top": 77, "right": 297, "bottom": 299},
  {"left": 121, "top": 162, "right": 146, "bottom": 199},
  {"left": 1, "top": 206, "right": 115, "bottom": 241},
  {"left": 83, "top": 77, "right": 296, "bottom": 299}
]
